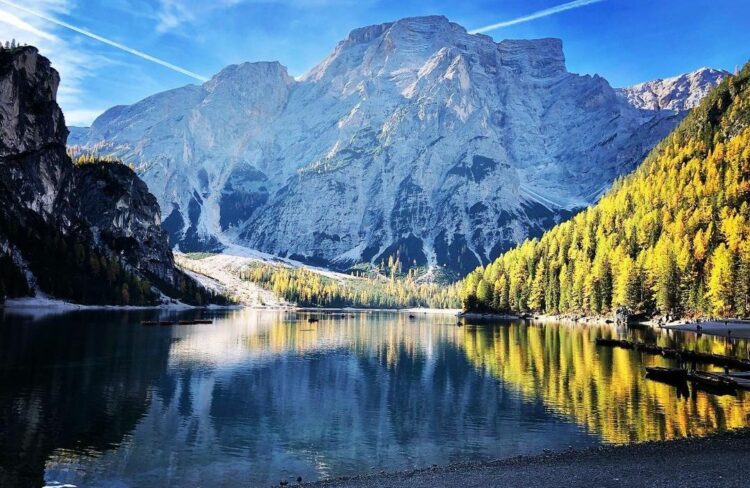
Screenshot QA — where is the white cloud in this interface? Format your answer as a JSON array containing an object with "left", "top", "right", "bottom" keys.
[
  {"left": 154, "top": 0, "right": 244, "bottom": 33},
  {"left": 151, "top": 0, "right": 369, "bottom": 33}
]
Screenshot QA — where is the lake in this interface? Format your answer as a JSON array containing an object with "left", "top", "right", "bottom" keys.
[{"left": 1, "top": 309, "right": 749, "bottom": 487}]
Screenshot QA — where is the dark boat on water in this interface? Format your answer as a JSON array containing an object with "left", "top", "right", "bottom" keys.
[
  {"left": 595, "top": 338, "right": 633, "bottom": 349},
  {"left": 646, "top": 367, "right": 740, "bottom": 396},
  {"left": 687, "top": 370, "right": 738, "bottom": 395},
  {"left": 645, "top": 367, "right": 688, "bottom": 382}
]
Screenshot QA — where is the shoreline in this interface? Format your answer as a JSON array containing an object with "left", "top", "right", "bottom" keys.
[
  {"left": 0, "top": 298, "right": 461, "bottom": 315},
  {"left": 0, "top": 296, "right": 244, "bottom": 312},
  {"left": 310, "top": 428, "right": 750, "bottom": 487}
]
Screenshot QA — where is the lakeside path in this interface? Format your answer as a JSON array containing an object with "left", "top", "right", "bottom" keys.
[{"left": 310, "top": 429, "right": 750, "bottom": 488}]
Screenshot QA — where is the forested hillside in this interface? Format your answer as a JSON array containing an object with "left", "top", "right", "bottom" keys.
[
  {"left": 240, "top": 261, "right": 460, "bottom": 309},
  {"left": 461, "top": 61, "right": 750, "bottom": 318}
]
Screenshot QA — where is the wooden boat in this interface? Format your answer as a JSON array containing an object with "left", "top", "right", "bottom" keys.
[
  {"left": 645, "top": 367, "right": 688, "bottom": 382},
  {"left": 687, "top": 370, "right": 737, "bottom": 391},
  {"left": 595, "top": 338, "right": 633, "bottom": 349}
]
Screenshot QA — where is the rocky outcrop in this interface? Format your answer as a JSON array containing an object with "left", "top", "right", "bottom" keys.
[
  {"left": 68, "top": 16, "right": 726, "bottom": 275},
  {"left": 0, "top": 46, "right": 207, "bottom": 304},
  {"left": 74, "top": 161, "right": 176, "bottom": 284}
]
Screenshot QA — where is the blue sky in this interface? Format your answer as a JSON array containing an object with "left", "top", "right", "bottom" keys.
[{"left": 1, "top": 0, "right": 748, "bottom": 126}]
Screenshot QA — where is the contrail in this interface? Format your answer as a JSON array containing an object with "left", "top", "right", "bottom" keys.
[
  {"left": 470, "top": 0, "right": 606, "bottom": 34},
  {"left": 0, "top": 0, "right": 208, "bottom": 82}
]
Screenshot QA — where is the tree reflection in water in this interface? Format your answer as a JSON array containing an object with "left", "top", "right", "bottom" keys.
[{"left": 0, "top": 309, "right": 747, "bottom": 487}]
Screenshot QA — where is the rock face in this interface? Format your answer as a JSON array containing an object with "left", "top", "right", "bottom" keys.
[
  {"left": 0, "top": 46, "right": 189, "bottom": 303},
  {"left": 75, "top": 162, "right": 177, "bottom": 284},
  {"left": 68, "top": 16, "right": 723, "bottom": 275},
  {"left": 616, "top": 68, "right": 727, "bottom": 111},
  {"left": 0, "top": 46, "right": 74, "bottom": 220}
]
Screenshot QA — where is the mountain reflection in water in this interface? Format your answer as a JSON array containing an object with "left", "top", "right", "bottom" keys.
[{"left": 0, "top": 309, "right": 748, "bottom": 487}]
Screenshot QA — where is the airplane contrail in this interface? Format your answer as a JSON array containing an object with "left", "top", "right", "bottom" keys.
[
  {"left": 0, "top": 0, "right": 209, "bottom": 82},
  {"left": 470, "top": 0, "right": 606, "bottom": 34}
]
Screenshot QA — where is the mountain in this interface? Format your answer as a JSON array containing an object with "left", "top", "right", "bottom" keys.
[
  {"left": 69, "top": 16, "right": 721, "bottom": 275},
  {"left": 617, "top": 67, "right": 727, "bottom": 111},
  {"left": 461, "top": 61, "right": 750, "bottom": 318},
  {"left": 0, "top": 46, "right": 219, "bottom": 305}
]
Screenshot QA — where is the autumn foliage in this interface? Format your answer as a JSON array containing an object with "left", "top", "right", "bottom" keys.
[{"left": 461, "top": 62, "right": 750, "bottom": 318}]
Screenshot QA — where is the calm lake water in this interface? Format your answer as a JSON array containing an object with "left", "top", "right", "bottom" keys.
[{"left": 1, "top": 309, "right": 749, "bottom": 487}]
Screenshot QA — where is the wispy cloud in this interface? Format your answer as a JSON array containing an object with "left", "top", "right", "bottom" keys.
[
  {"left": 153, "top": 0, "right": 245, "bottom": 33},
  {"left": 151, "top": 0, "right": 375, "bottom": 34},
  {"left": 0, "top": 0, "right": 97, "bottom": 125},
  {"left": 470, "top": 0, "right": 606, "bottom": 34},
  {"left": 0, "top": 8, "right": 57, "bottom": 41},
  {"left": 0, "top": 0, "right": 208, "bottom": 81}
]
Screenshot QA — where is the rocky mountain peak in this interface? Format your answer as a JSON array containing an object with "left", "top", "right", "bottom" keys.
[
  {"left": 617, "top": 67, "right": 728, "bottom": 111},
  {"left": 304, "top": 15, "right": 496, "bottom": 85},
  {"left": 342, "top": 16, "right": 459, "bottom": 46},
  {"left": 205, "top": 61, "right": 294, "bottom": 91}
]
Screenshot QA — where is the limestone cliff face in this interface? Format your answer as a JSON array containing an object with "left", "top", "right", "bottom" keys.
[{"left": 0, "top": 46, "right": 187, "bottom": 303}]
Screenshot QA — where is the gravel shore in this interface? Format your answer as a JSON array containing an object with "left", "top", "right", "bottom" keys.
[{"left": 309, "top": 429, "right": 750, "bottom": 487}]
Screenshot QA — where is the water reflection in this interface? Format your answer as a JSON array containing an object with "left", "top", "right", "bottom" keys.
[
  {"left": 461, "top": 322, "right": 750, "bottom": 444},
  {"left": 0, "top": 309, "right": 748, "bottom": 487}
]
